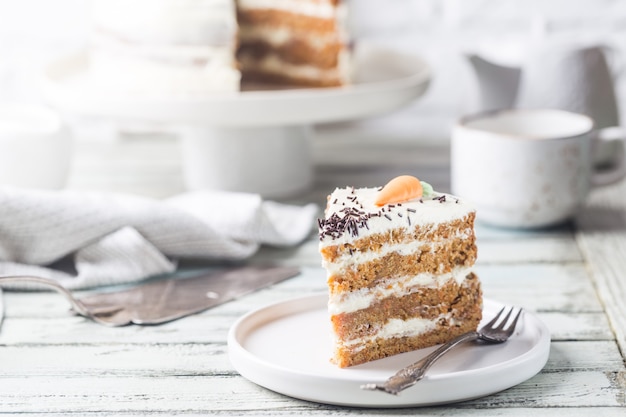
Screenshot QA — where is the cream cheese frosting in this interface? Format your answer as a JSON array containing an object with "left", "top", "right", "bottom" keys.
[
  {"left": 91, "top": 0, "right": 237, "bottom": 45},
  {"left": 322, "top": 228, "right": 474, "bottom": 276},
  {"left": 90, "top": 0, "right": 240, "bottom": 95},
  {"left": 319, "top": 186, "right": 475, "bottom": 248},
  {"left": 336, "top": 311, "right": 458, "bottom": 351},
  {"left": 238, "top": 54, "right": 348, "bottom": 84},
  {"left": 237, "top": 0, "right": 341, "bottom": 18},
  {"left": 328, "top": 265, "right": 475, "bottom": 315}
]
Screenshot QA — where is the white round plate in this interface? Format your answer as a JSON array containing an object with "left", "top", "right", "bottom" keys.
[
  {"left": 42, "top": 44, "right": 431, "bottom": 127},
  {"left": 228, "top": 294, "right": 550, "bottom": 408}
]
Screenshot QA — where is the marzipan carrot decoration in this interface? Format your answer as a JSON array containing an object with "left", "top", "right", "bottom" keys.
[{"left": 375, "top": 175, "right": 423, "bottom": 206}]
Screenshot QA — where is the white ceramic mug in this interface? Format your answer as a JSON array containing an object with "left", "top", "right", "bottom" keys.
[
  {"left": 0, "top": 103, "right": 73, "bottom": 189},
  {"left": 451, "top": 109, "right": 625, "bottom": 229}
]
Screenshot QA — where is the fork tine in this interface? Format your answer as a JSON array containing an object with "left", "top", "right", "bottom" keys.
[
  {"left": 494, "top": 307, "right": 514, "bottom": 331},
  {"left": 483, "top": 306, "right": 506, "bottom": 329},
  {"left": 504, "top": 308, "right": 523, "bottom": 336}
]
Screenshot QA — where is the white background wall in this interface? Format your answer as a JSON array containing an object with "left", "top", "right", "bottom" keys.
[{"left": 1, "top": 0, "right": 626, "bottom": 141}]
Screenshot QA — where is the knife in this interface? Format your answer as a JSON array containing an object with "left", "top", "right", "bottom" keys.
[{"left": 76, "top": 265, "right": 300, "bottom": 326}]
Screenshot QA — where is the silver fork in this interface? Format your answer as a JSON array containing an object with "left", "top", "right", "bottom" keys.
[
  {"left": 361, "top": 306, "right": 523, "bottom": 395},
  {"left": 0, "top": 275, "right": 126, "bottom": 326}
]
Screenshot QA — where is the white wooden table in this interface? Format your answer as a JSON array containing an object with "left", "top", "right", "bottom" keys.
[{"left": 0, "top": 120, "right": 625, "bottom": 415}]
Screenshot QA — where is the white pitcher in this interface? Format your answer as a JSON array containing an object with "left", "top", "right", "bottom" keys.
[
  {"left": 515, "top": 44, "right": 620, "bottom": 130},
  {"left": 465, "top": 53, "right": 522, "bottom": 112},
  {"left": 466, "top": 43, "right": 619, "bottom": 122},
  {"left": 466, "top": 42, "right": 622, "bottom": 166}
]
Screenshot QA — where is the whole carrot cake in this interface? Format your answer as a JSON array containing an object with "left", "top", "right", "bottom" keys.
[
  {"left": 318, "top": 176, "right": 483, "bottom": 367},
  {"left": 89, "top": 0, "right": 351, "bottom": 95}
]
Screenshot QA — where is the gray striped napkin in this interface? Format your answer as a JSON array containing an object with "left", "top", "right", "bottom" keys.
[{"left": 0, "top": 187, "right": 317, "bottom": 292}]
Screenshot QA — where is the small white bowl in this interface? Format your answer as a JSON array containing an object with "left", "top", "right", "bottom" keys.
[{"left": 0, "top": 103, "right": 72, "bottom": 189}]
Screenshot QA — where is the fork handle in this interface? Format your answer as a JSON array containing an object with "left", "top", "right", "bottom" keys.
[
  {"left": 0, "top": 275, "right": 93, "bottom": 317},
  {"left": 371, "top": 331, "right": 480, "bottom": 394},
  {"left": 405, "top": 331, "right": 480, "bottom": 380},
  {"left": 0, "top": 275, "right": 127, "bottom": 327}
]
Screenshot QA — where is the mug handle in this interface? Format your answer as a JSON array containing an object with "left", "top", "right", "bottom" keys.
[{"left": 592, "top": 126, "right": 626, "bottom": 187}]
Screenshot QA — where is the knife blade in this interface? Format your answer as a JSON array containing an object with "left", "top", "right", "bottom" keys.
[{"left": 77, "top": 265, "right": 300, "bottom": 326}]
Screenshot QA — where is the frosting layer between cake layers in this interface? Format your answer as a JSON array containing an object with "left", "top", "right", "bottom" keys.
[{"left": 319, "top": 185, "right": 482, "bottom": 367}]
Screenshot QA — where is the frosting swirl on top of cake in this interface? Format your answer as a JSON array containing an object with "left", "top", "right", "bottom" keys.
[{"left": 318, "top": 185, "right": 474, "bottom": 246}]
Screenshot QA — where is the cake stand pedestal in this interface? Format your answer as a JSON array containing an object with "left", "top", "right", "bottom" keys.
[
  {"left": 180, "top": 125, "right": 313, "bottom": 196},
  {"left": 42, "top": 44, "right": 431, "bottom": 197}
]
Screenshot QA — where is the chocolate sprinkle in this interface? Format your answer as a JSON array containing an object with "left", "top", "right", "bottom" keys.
[
  {"left": 318, "top": 206, "right": 371, "bottom": 240},
  {"left": 318, "top": 185, "right": 449, "bottom": 241}
]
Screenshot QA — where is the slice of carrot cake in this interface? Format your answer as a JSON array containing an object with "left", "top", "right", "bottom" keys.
[{"left": 318, "top": 175, "right": 482, "bottom": 368}]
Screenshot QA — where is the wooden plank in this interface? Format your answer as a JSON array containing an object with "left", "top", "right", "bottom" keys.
[
  {"left": 0, "top": 370, "right": 623, "bottom": 413},
  {"left": 10, "top": 409, "right": 626, "bottom": 417},
  {"left": 0, "top": 266, "right": 601, "bottom": 325},
  {"left": 478, "top": 238, "right": 583, "bottom": 264},
  {"left": 0, "top": 304, "right": 612, "bottom": 346},
  {"left": 575, "top": 180, "right": 626, "bottom": 359},
  {"left": 0, "top": 314, "right": 234, "bottom": 345},
  {"left": 0, "top": 341, "right": 621, "bottom": 377},
  {"left": 0, "top": 263, "right": 613, "bottom": 345},
  {"left": 542, "top": 341, "right": 624, "bottom": 371},
  {"left": 475, "top": 221, "right": 582, "bottom": 264},
  {"left": 477, "top": 263, "right": 603, "bottom": 312},
  {"left": 0, "top": 343, "right": 232, "bottom": 378},
  {"left": 8, "top": 408, "right": 626, "bottom": 417},
  {"left": 537, "top": 312, "right": 615, "bottom": 341}
]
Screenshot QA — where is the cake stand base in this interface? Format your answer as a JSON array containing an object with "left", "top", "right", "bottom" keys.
[{"left": 180, "top": 125, "right": 313, "bottom": 198}]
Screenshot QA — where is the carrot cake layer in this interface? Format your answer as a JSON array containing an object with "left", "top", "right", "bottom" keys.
[
  {"left": 326, "top": 234, "right": 477, "bottom": 294},
  {"left": 331, "top": 272, "right": 481, "bottom": 342}
]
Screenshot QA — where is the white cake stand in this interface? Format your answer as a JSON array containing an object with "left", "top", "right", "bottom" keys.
[{"left": 42, "top": 44, "right": 431, "bottom": 197}]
